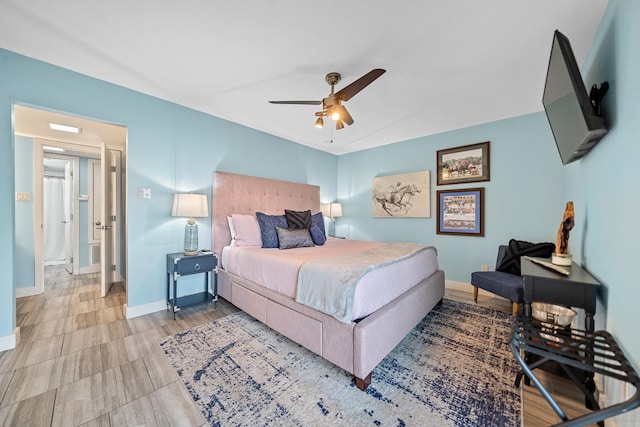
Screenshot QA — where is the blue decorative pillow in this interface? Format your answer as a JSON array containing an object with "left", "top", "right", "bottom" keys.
[
  {"left": 309, "top": 225, "right": 326, "bottom": 246},
  {"left": 285, "top": 209, "right": 312, "bottom": 230},
  {"left": 276, "top": 226, "right": 315, "bottom": 249},
  {"left": 311, "top": 212, "right": 326, "bottom": 238},
  {"left": 256, "top": 212, "right": 288, "bottom": 248}
]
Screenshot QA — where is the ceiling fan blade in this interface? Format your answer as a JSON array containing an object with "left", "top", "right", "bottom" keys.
[
  {"left": 337, "top": 105, "right": 354, "bottom": 125},
  {"left": 335, "top": 69, "right": 386, "bottom": 102},
  {"left": 268, "top": 100, "right": 321, "bottom": 105}
]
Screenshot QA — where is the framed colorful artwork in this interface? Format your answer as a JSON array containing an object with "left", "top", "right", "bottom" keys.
[{"left": 436, "top": 188, "right": 484, "bottom": 236}]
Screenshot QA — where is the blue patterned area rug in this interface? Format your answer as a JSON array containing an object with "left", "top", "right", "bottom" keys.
[{"left": 159, "top": 299, "right": 521, "bottom": 426}]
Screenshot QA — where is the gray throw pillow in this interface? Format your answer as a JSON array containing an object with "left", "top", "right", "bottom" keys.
[{"left": 276, "top": 226, "right": 315, "bottom": 249}]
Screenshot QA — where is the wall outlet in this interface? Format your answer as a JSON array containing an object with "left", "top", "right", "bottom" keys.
[
  {"left": 481, "top": 265, "right": 489, "bottom": 272},
  {"left": 137, "top": 188, "right": 151, "bottom": 199},
  {"left": 15, "top": 191, "right": 31, "bottom": 202}
]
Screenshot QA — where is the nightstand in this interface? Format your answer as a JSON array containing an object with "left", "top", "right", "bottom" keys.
[{"left": 166, "top": 252, "right": 218, "bottom": 319}]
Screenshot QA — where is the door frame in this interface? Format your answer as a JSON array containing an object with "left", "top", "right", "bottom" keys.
[
  {"left": 100, "top": 143, "right": 115, "bottom": 297},
  {"left": 87, "top": 158, "right": 102, "bottom": 273}
]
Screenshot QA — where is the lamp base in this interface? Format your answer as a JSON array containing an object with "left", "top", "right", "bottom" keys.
[{"left": 183, "top": 222, "right": 199, "bottom": 255}]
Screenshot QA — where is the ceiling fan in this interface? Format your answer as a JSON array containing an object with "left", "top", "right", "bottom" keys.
[{"left": 269, "top": 69, "right": 386, "bottom": 130}]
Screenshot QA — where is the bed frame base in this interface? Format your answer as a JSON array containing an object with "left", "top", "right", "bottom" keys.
[{"left": 218, "top": 268, "right": 445, "bottom": 391}]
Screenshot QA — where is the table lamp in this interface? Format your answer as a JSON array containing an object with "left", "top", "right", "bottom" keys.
[
  {"left": 321, "top": 202, "right": 342, "bottom": 236},
  {"left": 172, "top": 193, "right": 209, "bottom": 255}
]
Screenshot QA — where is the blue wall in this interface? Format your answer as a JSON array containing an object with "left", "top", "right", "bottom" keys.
[
  {"left": 14, "top": 135, "right": 35, "bottom": 288},
  {"left": 0, "top": 48, "right": 337, "bottom": 338},
  {"left": 567, "top": 0, "right": 640, "bottom": 371},
  {"left": 337, "top": 112, "right": 565, "bottom": 283}
]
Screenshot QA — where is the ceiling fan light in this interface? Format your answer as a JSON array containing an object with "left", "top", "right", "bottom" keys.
[
  {"left": 335, "top": 120, "right": 344, "bottom": 130},
  {"left": 314, "top": 117, "right": 324, "bottom": 128},
  {"left": 331, "top": 110, "right": 340, "bottom": 121}
]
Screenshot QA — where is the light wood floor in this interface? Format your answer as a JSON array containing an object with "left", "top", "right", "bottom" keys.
[{"left": 0, "top": 268, "right": 596, "bottom": 426}]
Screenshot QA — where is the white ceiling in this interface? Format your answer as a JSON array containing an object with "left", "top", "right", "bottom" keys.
[{"left": 1, "top": 1, "right": 608, "bottom": 155}]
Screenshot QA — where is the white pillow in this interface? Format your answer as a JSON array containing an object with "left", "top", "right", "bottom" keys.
[
  {"left": 227, "top": 216, "right": 237, "bottom": 246},
  {"left": 230, "top": 214, "right": 262, "bottom": 247}
]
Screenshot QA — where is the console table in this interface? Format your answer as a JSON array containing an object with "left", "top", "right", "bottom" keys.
[
  {"left": 521, "top": 257, "right": 600, "bottom": 333},
  {"left": 511, "top": 257, "right": 640, "bottom": 426},
  {"left": 520, "top": 257, "right": 601, "bottom": 405}
]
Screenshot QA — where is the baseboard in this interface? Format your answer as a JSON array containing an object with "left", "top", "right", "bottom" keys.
[
  {"left": 0, "top": 328, "right": 19, "bottom": 352},
  {"left": 598, "top": 374, "right": 640, "bottom": 427},
  {"left": 445, "top": 279, "right": 473, "bottom": 292},
  {"left": 125, "top": 299, "right": 166, "bottom": 319},
  {"left": 16, "top": 285, "right": 42, "bottom": 298},
  {"left": 445, "top": 279, "right": 510, "bottom": 301}
]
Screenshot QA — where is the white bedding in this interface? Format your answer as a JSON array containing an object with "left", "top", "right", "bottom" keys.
[{"left": 221, "top": 238, "right": 439, "bottom": 321}]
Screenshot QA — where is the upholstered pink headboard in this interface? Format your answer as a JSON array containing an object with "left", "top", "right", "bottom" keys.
[{"left": 212, "top": 171, "right": 321, "bottom": 258}]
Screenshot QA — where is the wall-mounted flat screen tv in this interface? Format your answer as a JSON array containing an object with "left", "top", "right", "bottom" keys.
[{"left": 543, "top": 30, "right": 607, "bottom": 165}]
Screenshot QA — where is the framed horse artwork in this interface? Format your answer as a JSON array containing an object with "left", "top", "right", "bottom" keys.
[
  {"left": 436, "top": 141, "right": 490, "bottom": 186},
  {"left": 371, "top": 170, "right": 430, "bottom": 218}
]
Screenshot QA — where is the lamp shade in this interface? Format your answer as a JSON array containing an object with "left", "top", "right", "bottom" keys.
[
  {"left": 329, "top": 202, "right": 342, "bottom": 218},
  {"left": 321, "top": 202, "right": 342, "bottom": 220},
  {"left": 171, "top": 193, "right": 208, "bottom": 218}
]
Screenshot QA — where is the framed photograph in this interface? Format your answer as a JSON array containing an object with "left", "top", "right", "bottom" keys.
[
  {"left": 436, "top": 141, "right": 490, "bottom": 185},
  {"left": 371, "top": 170, "right": 430, "bottom": 217},
  {"left": 436, "top": 188, "right": 484, "bottom": 236}
]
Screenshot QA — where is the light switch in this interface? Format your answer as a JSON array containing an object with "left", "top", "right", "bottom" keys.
[
  {"left": 16, "top": 192, "right": 31, "bottom": 201},
  {"left": 137, "top": 188, "right": 151, "bottom": 199}
]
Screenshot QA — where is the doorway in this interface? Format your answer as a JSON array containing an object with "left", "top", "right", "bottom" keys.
[
  {"left": 13, "top": 105, "right": 127, "bottom": 300},
  {"left": 43, "top": 154, "right": 77, "bottom": 275}
]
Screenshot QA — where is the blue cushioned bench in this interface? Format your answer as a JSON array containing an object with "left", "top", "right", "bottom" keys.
[{"left": 471, "top": 245, "right": 523, "bottom": 315}]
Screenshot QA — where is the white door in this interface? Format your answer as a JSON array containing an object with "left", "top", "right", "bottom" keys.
[
  {"left": 63, "top": 161, "right": 74, "bottom": 274},
  {"left": 100, "top": 144, "right": 116, "bottom": 297}
]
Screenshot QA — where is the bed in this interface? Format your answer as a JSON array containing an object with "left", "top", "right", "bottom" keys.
[{"left": 212, "top": 171, "right": 445, "bottom": 390}]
